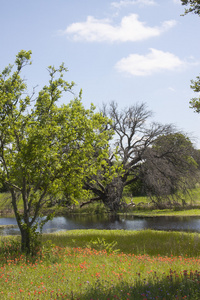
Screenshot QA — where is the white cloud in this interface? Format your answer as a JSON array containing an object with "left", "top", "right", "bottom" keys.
[
  {"left": 111, "top": 0, "right": 156, "bottom": 9},
  {"left": 115, "top": 48, "right": 185, "bottom": 76},
  {"left": 64, "top": 14, "right": 176, "bottom": 43}
]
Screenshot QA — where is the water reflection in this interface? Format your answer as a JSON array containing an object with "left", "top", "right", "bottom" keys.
[{"left": 0, "top": 215, "right": 200, "bottom": 235}]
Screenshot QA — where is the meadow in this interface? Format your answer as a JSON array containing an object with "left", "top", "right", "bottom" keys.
[
  {"left": 1, "top": 188, "right": 200, "bottom": 299},
  {"left": 0, "top": 229, "right": 200, "bottom": 299}
]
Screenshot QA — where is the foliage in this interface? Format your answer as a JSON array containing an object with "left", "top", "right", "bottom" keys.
[
  {"left": 143, "top": 133, "right": 198, "bottom": 205},
  {"left": 181, "top": 0, "right": 200, "bottom": 16},
  {"left": 189, "top": 74, "right": 200, "bottom": 113},
  {"left": 0, "top": 50, "right": 112, "bottom": 253},
  {"left": 0, "top": 238, "right": 21, "bottom": 259},
  {"left": 86, "top": 237, "right": 119, "bottom": 254},
  {"left": 123, "top": 178, "right": 146, "bottom": 197}
]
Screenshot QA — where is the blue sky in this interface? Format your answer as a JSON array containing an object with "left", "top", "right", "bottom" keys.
[{"left": 1, "top": 0, "right": 200, "bottom": 147}]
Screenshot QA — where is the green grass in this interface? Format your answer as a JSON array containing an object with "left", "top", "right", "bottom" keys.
[
  {"left": 121, "top": 187, "right": 200, "bottom": 216},
  {"left": 1, "top": 187, "right": 200, "bottom": 217},
  {"left": 1, "top": 230, "right": 200, "bottom": 299},
  {"left": 129, "top": 208, "right": 200, "bottom": 217},
  {"left": 40, "top": 229, "right": 200, "bottom": 257},
  {"left": 123, "top": 186, "right": 200, "bottom": 204},
  {"left": 1, "top": 229, "right": 200, "bottom": 257}
]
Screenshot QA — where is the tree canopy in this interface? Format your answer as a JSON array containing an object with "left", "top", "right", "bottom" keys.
[
  {"left": 142, "top": 133, "right": 198, "bottom": 202},
  {"left": 0, "top": 50, "right": 112, "bottom": 253}
]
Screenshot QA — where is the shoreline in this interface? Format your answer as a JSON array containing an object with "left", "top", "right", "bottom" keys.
[{"left": 1, "top": 207, "right": 200, "bottom": 219}]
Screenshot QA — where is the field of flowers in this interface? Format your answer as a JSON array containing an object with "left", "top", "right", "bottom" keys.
[{"left": 0, "top": 234, "right": 200, "bottom": 300}]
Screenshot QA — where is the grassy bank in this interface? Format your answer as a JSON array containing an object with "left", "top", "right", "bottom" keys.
[
  {"left": 0, "top": 187, "right": 200, "bottom": 217},
  {"left": 126, "top": 208, "right": 200, "bottom": 217},
  {"left": 1, "top": 230, "right": 200, "bottom": 299}
]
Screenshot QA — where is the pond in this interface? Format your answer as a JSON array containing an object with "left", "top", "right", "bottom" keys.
[{"left": 1, "top": 214, "right": 200, "bottom": 235}]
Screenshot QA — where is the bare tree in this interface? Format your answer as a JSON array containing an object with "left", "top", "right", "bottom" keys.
[{"left": 81, "top": 102, "right": 198, "bottom": 212}]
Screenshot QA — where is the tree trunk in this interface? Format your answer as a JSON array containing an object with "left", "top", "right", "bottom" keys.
[
  {"left": 10, "top": 189, "right": 33, "bottom": 254},
  {"left": 102, "top": 177, "right": 124, "bottom": 212},
  {"left": 20, "top": 226, "right": 31, "bottom": 254}
]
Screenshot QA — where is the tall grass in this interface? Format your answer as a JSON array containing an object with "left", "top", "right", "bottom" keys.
[
  {"left": 1, "top": 229, "right": 200, "bottom": 257},
  {"left": 40, "top": 229, "right": 200, "bottom": 257}
]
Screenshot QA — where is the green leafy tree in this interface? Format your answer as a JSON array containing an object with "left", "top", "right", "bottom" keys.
[
  {"left": 181, "top": 1, "right": 200, "bottom": 112},
  {"left": 181, "top": 0, "right": 200, "bottom": 16},
  {"left": 0, "top": 50, "right": 112, "bottom": 254},
  {"left": 189, "top": 75, "right": 200, "bottom": 113}
]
